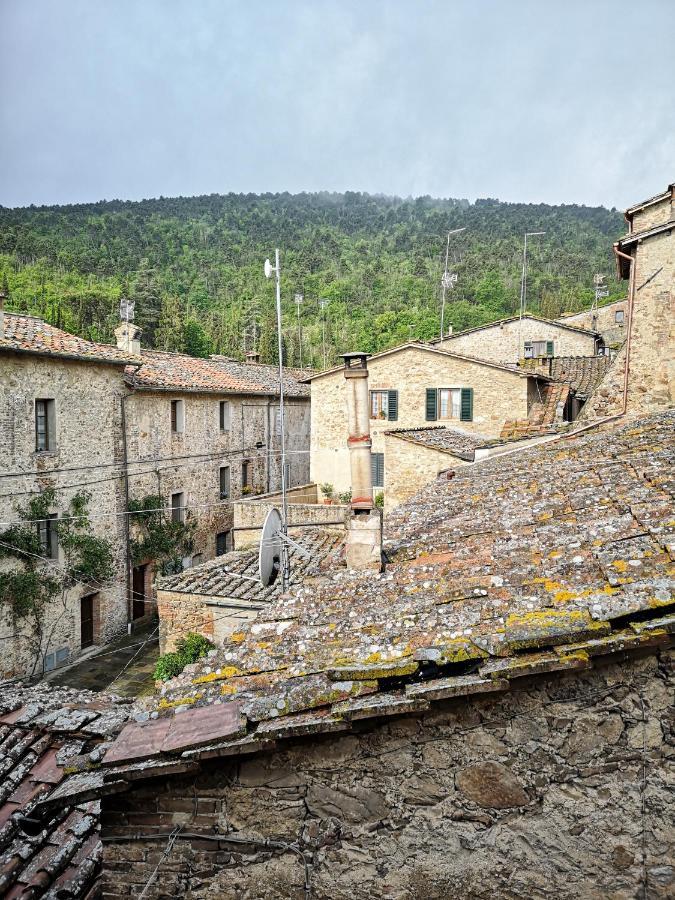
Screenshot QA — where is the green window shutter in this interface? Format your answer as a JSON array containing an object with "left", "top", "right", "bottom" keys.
[
  {"left": 387, "top": 390, "right": 398, "bottom": 421},
  {"left": 460, "top": 387, "right": 473, "bottom": 422},
  {"left": 546, "top": 340, "right": 554, "bottom": 356},
  {"left": 425, "top": 388, "right": 437, "bottom": 421},
  {"left": 371, "top": 452, "right": 384, "bottom": 488}
]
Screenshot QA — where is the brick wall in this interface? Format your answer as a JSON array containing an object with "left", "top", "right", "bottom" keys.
[
  {"left": 437, "top": 317, "right": 598, "bottom": 364},
  {"left": 101, "top": 650, "right": 674, "bottom": 899},
  {"left": 310, "top": 347, "right": 533, "bottom": 496}
]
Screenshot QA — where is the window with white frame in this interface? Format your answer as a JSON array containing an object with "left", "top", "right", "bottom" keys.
[
  {"left": 439, "top": 388, "right": 461, "bottom": 420},
  {"left": 171, "top": 491, "right": 185, "bottom": 523},
  {"left": 219, "top": 465, "right": 230, "bottom": 499},
  {"left": 35, "top": 398, "right": 56, "bottom": 451},
  {"left": 171, "top": 399, "right": 185, "bottom": 434}
]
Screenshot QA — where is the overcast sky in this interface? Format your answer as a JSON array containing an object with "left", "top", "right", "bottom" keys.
[{"left": 1, "top": 0, "right": 673, "bottom": 210}]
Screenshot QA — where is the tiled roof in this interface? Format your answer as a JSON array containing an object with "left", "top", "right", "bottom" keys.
[
  {"left": 520, "top": 355, "right": 613, "bottom": 398},
  {"left": 0, "top": 683, "right": 132, "bottom": 898},
  {"left": 99, "top": 411, "right": 674, "bottom": 768},
  {"left": 429, "top": 313, "right": 599, "bottom": 342},
  {"left": 0, "top": 314, "right": 141, "bottom": 366},
  {"left": 128, "top": 351, "right": 311, "bottom": 396},
  {"left": 384, "top": 426, "right": 502, "bottom": 460},
  {"left": 158, "top": 529, "right": 345, "bottom": 603}
]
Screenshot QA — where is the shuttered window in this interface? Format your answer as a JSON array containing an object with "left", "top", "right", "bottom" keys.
[
  {"left": 546, "top": 340, "right": 554, "bottom": 356},
  {"left": 370, "top": 390, "right": 398, "bottom": 421},
  {"left": 425, "top": 388, "right": 438, "bottom": 421},
  {"left": 371, "top": 452, "right": 385, "bottom": 488},
  {"left": 460, "top": 388, "right": 474, "bottom": 422}
]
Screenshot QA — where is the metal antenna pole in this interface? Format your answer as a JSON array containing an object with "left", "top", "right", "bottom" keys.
[
  {"left": 439, "top": 227, "right": 466, "bottom": 340},
  {"left": 295, "top": 293, "right": 303, "bottom": 369},
  {"left": 518, "top": 231, "right": 545, "bottom": 359},
  {"left": 320, "top": 298, "right": 328, "bottom": 369},
  {"left": 274, "top": 250, "right": 290, "bottom": 590}
]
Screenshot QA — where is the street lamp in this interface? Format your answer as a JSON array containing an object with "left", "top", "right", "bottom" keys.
[
  {"left": 518, "top": 231, "right": 546, "bottom": 357},
  {"left": 439, "top": 228, "right": 466, "bottom": 340}
]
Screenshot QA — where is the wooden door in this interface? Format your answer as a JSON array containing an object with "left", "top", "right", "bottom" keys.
[
  {"left": 132, "top": 565, "right": 146, "bottom": 619},
  {"left": 81, "top": 594, "right": 94, "bottom": 648}
]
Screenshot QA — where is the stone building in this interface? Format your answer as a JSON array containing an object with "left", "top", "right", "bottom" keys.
[
  {"left": 0, "top": 311, "right": 139, "bottom": 678},
  {"left": 94, "top": 408, "right": 674, "bottom": 899},
  {"left": 558, "top": 297, "right": 628, "bottom": 348},
  {"left": 307, "top": 341, "right": 559, "bottom": 500},
  {"left": 581, "top": 182, "right": 675, "bottom": 420},
  {"left": 433, "top": 313, "right": 600, "bottom": 363}
]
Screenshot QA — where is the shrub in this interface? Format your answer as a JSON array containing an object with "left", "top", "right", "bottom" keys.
[
  {"left": 375, "top": 492, "right": 384, "bottom": 509},
  {"left": 153, "top": 631, "right": 214, "bottom": 681}
]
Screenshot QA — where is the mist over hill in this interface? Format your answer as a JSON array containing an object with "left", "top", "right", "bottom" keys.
[{"left": 0, "top": 192, "right": 625, "bottom": 365}]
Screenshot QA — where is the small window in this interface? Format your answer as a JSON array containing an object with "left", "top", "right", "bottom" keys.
[
  {"left": 35, "top": 399, "right": 55, "bottom": 451},
  {"left": 216, "top": 531, "right": 232, "bottom": 556},
  {"left": 524, "top": 340, "right": 551, "bottom": 358},
  {"left": 615, "top": 309, "right": 625, "bottom": 324},
  {"left": 219, "top": 466, "right": 230, "bottom": 500},
  {"left": 370, "top": 391, "right": 389, "bottom": 420},
  {"left": 242, "top": 460, "right": 251, "bottom": 489},
  {"left": 439, "top": 388, "right": 461, "bottom": 420},
  {"left": 36, "top": 514, "right": 59, "bottom": 559},
  {"left": 171, "top": 492, "right": 185, "bottom": 524},
  {"left": 219, "top": 401, "right": 231, "bottom": 431},
  {"left": 371, "top": 452, "right": 384, "bottom": 488},
  {"left": 427, "top": 388, "right": 473, "bottom": 422},
  {"left": 171, "top": 399, "right": 185, "bottom": 434}
]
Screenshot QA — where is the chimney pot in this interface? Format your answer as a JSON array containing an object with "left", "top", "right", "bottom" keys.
[
  {"left": 246, "top": 350, "right": 260, "bottom": 364},
  {"left": 114, "top": 321, "right": 142, "bottom": 356}
]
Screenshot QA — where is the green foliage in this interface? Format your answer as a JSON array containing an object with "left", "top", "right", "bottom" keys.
[
  {"left": 374, "top": 492, "right": 385, "bottom": 509},
  {"left": 128, "top": 494, "right": 195, "bottom": 574},
  {"left": 338, "top": 489, "right": 352, "bottom": 505},
  {"left": 0, "top": 192, "right": 625, "bottom": 366},
  {"left": 153, "top": 632, "right": 214, "bottom": 681},
  {"left": 320, "top": 483, "right": 335, "bottom": 500}
]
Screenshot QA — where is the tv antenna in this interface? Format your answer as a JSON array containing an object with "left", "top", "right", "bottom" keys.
[
  {"left": 294, "top": 293, "right": 304, "bottom": 369},
  {"left": 319, "top": 298, "right": 329, "bottom": 369},
  {"left": 518, "top": 231, "right": 546, "bottom": 358},
  {"left": 439, "top": 228, "right": 465, "bottom": 340},
  {"left": 591, "top": 273, "right": 609, "bottom": 330},
  {"left": 119, "top": 297, "right": 135, "bottom": 323}
]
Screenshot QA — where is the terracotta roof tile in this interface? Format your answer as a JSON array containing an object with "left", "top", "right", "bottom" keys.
[
  {"left": 0, "top": 314, "right": 140, "bottom": 365},
  {"left": 384, "top": 425, "right": 505, "bottom": 460}
]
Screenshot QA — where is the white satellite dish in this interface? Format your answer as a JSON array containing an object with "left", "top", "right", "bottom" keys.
[
  {"left": 264, "top": 258, "right": 274, "bottom": 279},
  {"left": 259, "top": 507, "right": 283, "bottom": 587}
]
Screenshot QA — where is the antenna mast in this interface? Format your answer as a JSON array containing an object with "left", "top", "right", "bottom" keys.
[
  {"left": 439, "top": 228, "right": 465, "bottom": 340},
  {"left": 592, "top": 273, "right": 608, "bottom": 331}
]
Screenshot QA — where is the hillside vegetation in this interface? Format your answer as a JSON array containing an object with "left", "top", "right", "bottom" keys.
[{"left": 0, "top": 192, "right": 625, "bottom": 367}]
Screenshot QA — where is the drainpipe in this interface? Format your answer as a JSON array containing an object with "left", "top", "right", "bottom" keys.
[
  {"left": 120, "top": 393, "right": 133, "bottom": 628},
  {"left": 561, "top": 242, "right": 635, "bottom": 439}
]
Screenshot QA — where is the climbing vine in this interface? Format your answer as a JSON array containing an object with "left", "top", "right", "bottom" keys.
[{"left": 128, "top": 494, "right": 196, "bottom": 576}]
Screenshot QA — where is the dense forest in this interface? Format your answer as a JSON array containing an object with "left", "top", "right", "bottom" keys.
[{"left": 0, "top": 192, "right": 625, "bottom": 367}]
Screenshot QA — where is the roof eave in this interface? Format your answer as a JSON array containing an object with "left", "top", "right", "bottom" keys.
[{"left": 0, "top": 344, "right": 140, "bottom": 366}]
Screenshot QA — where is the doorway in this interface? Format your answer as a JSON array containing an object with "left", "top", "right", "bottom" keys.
[
  {"left": 81, "top": 593, "right": 95, "bottom": 648},
  {"left": 132, "top": 564, "right": 146, "bottom": 619}
]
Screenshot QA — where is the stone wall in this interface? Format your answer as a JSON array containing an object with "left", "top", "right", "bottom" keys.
[
  {"left": 0, "top": 352, "right": 128, "bottom": 677},
  {"left": 310, "top": 347, "right": 532, "bottom": 496},
  {"left": 125, "top": 393, "right": 310, "bottom": 563},
  {"left": 581, "top": 214, "right": 674, "bottom": 421},
  {"left": 383, "top": 435, "right": 468, "bottom": 512},
  {"left": 630, "top": 189, "right": 674, "bottom": 232},
  {"left": 233, "top": 486, "right": 349, "bottom": 549},
  {"left": 558, "top": 299, "right": 628, "bottom": 348},
  {"left": 156, "top": 588, "right": 261, "bottom": 653},
  {"left": 436, "top": 317, "right": 598, "bottom": 364},
  {"left": 101, "top": 650, "right": 674, "bottom": 899}
]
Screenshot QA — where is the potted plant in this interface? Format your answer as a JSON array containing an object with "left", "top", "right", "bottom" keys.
[
  {"left": 338, "top": 489, "right": 352, "bottom": 505},
  {"left": 320, "top": 483, "right": 335, "bottom": 504}
]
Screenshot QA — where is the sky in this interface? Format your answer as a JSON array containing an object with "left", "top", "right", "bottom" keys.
[{"left": 1, "top": 0, "right": 673, "bottom": 210}]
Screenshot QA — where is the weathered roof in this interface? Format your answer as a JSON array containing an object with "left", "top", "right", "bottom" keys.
[
  {"left": 0, "top": 314, "right": 141, "bottom": 366},
  {"left": 624, "top": 182, "right": 674, "bottom": 220},
  {"left": 520, "top": 355, "right": 613, "bottom": 398},
  {"left": 428, "top": 313, "right": 600, "bottom": 343},
  {"left": 0, "top": 683, "right": 132, "bottom": 898},
  {"left": 100, "top": 410, "right": 674, "bottom": 768},
  {"left": 303, "top": 340, "right": 552, "bottom": 383},
  {"left": 158, "top": 529, "right": 345, "bottom": 603},
  {"left": 384, "top": 425, "right": 502, "bottom": 460},
  {"left": 128, "top": 351, "right": 311, "bottom": 396}
]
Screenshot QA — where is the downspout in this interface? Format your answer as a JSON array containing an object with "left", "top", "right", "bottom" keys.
[
  {"left": 120, "top": 393, "right": 133, "bottom": 629},
  {"left": 561, "top": 243, "right": 635, "bottom": 439}
]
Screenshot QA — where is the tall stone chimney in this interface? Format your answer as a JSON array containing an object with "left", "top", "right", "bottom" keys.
[
  {"left": 0, "top": 290, "right": 5, "bottom": 339},
  {"left": 245, "top": 350, "right": 260, "bottom": 364},
  {"left": 342, "top": 353, "right": 382, "bottom": 571},
  {"left": 114, "top": 322, "right": 142, "bottom": 356}
]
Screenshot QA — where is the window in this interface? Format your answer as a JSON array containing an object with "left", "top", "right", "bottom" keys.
[
  {"left": 171, "top": 492, "right": 185, "bottom": 524},
  {"left": 371, "top": 452, "right": 385, "bottom": 488},
  {"left": 426, "top": 388, "right": 473, "bottom": 422},
  {"left": 216, "top": 530, "right": 232, "bottom": 556},
  {"left": 219, "top": 401, "right": 231, "bottom": 431},
  {"left": 615, "top": 309, "right": 625, "bottom": 324},
  {"left": 524, "top": 340, "right": 554, "bottom": 358},
  {"left": 170, "top": 399, "right": 185, "bottom": 434},
  {"left": 36, "top": 514, "right": 58, "bottom": 559},
  {"left": 219, "top": 465, "right": 230, "bottom": 499},
  {"left": 369, "top": 390, "right": 398, "bottom": 421},
  {"left": 242, "top": 460, "right": 251, "bottom": 489},
  {"left": 35, "top": 399, "right": 55, "bottom": 451}
]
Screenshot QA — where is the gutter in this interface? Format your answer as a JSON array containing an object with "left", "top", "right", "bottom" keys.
[{"left": 120, "top": 393, "right": 133, "bottom": 627}]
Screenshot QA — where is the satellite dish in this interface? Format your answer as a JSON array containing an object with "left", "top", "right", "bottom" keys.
[
  {"left": 259, "top": 508, "right": 282, "bottom": 587},
  {"left": 264, "top": 258, "right": 274, "bottom": 279}
]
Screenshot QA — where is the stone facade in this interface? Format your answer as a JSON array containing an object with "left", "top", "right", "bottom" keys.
[
  {"left": 309, "top": 345, "right": 542, "bottom": 497},
  {"left": 100, "top": 650, "right": 675, "bottom": 900},
  {"left": 383, "top": 433, "right": 469, "bottom": 512},
  {"left": 156, "top": 586, "right": 262, "bottom": 652},
  {"left": 436, "top": 315, "right": 599, "bottom": 364},
  {"left": 558, "top": 299, "right": 628, "bottom": 348},
  {"left": 0, "top": 351, "right": 128, "bottom": 677}
]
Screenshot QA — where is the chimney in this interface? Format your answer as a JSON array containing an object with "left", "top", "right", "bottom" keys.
[
  {"left": 445, "top": 324, "right": 453, "bottom": 337},
  {"left": 342, "top": 352, "right": 382, "bottom": 571},
  {"left": 0, "top": 290, "right": 5, "bottom": 339},
  {"left": 246, "top": 350, "right": 260, "bottom": 364},
  {"left": 114, "top": 321, "right": 142, "bottom": 356}
]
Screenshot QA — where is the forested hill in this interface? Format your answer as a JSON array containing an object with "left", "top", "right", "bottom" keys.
[{"left": 0, "top": 192, "right": 625, "bottom": 366}]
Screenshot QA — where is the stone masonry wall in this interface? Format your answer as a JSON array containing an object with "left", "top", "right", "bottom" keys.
[
  {"left": 156, "top": 588, "right": 260, "bottom": 653},
  {"left": 558, "top": 299, "right": 628, "bottom": 348},
  {"left": 0, "top": 352, "right": 128, "bottom": 677},
  {"left": 101, "top": 650, "right": 674, "bottom": 900},
  {"left": 383, "top": 435, "right": 469, "bottom": 513},
  {"left": 581, "top": 220, "right": 674, "bottom": 421},
  {"left": 310, "top": 347, "right": 532, "bottom": 496},
  {"left": 233, "top": 488, "right": 348, "bottom": 549},
  {"left": 436, "top": 317, "right": 598, "bottom": 364}
]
